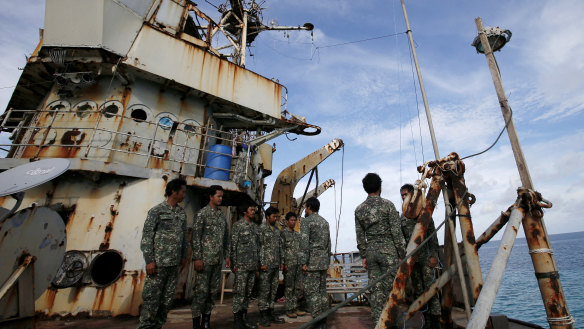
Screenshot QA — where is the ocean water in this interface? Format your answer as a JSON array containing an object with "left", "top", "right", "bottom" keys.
[{"left": 478, "top": 231, "right": 583, "bottom": 327}]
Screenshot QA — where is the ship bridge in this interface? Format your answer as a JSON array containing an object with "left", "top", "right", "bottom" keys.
[{"left": 1, "top": 0, "right": 319, "bottom": 205}]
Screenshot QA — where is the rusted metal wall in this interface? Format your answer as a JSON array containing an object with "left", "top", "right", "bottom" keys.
[
  {"left": 0, "top": 173, "right": 201, "bottom": 317},
  {"left": 123, "top": 25, "right": 283, "bottom": 119}
]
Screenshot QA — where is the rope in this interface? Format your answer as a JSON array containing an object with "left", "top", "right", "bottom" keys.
[
  {"left": 547, "top": 315, "right": 576, "bottom": 325},
  {"left": 406, "top": 33, "right": 425, "bottom": 165},
  {"left": 333, "top": 147, "right": 345, "bottom": 255},
  {"left": 529, "top": 248, "right": 554, "bottom": 255},
  {"left": 264, "top": 31, "right": 408, "bottom": 61},
  {"left": 298, "top": 215, "right": 447, "bottom": 329}
]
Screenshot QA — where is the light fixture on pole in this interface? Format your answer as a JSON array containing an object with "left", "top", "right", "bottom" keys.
[{"left": 471, "top": 26, "right": 512, "bottom": 53}]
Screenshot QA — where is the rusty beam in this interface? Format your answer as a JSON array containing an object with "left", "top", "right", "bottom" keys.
[
  {"left": 476, "top": 207, "right": 512, "bottom": 248},
  {"left": 0, "top": 255, "right": 35, "bottom": 301},
  {"left": 407, "top": 265, "right": 455, "bottom": 319},
  {"left": 445, "top": 155, "right": 483, "bottom": 303},
  {"left": 467, "top": 205, "right": 524, "bottom": 328},
  {"left": 375, "top": 168, "right": 444, "bottom": 328},
  {"left": 519, "top": 189, "right": 574, "bottom": 328}
]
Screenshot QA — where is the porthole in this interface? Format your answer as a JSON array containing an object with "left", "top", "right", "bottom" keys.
[
  {"left": 90, "top": 250, "right": 124, "bottom": 287},
  {"left": 181, "top": 119, "right": 200, "bottom": 135},
  {"left": 158, "top": 116, "right": 174, "bottom": 130},
  {"left": 131, "top": 108, "right": 147, "bottom": 122},
  {"left": 102, "top": 104, "right": 119, "bottom": 118},
  {"left": 45, "top": 100, "right": 70, "bottom": 116},
  {"left": 154, "top": 112, "right": 177, "bottom": 131},
  {"left": 73, "top": 101, "right": 97, "bottom": 119}
]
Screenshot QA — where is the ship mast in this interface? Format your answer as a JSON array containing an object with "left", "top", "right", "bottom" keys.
[{"left": 399, "top": 0, "right": 475, "bottom": 320}]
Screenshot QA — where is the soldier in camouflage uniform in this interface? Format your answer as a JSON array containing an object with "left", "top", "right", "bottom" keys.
[
  {"left": 137, "top": 178, "right": 188, "bottom": 329},
  {"left": 191, "top": 185, "right": 231, "bottom": 329},
  {"left": 354, "top": 173, "right": 406, "bottom": 325},
  {"left": 300, "top": 197, "right": 331, "bottom": 329},
  {"left": 231, "top": 203, "right": 260, "bottom": 329},
  {"left": 280, "top": 212, "right": 307, "bottom": 318},
  {"left": 400, "top": 184, "right": 441, "bottom": 329},
  {"left": 258, "top": 207, "right": 285, "bottom": 326}
]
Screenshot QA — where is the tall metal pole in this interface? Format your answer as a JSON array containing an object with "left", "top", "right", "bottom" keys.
[
  {"left": 399, "top": 1, "right": 474, "bottom": 324},
  {"left": 400, "top": 0, "right": 439, "bottom": 159},
  {"left": 475, "top": 17, "right": 574, "bottom": 329},
  {"left": 400, "top": 1, "right": 473, "bottom": 323},
  {"left": 240, "top": 10, "right": 248, "bottom": 67}
]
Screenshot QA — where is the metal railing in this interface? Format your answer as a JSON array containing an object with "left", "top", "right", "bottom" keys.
[{"left": 0, "top": 108, "right": 254, "bottom": 182}]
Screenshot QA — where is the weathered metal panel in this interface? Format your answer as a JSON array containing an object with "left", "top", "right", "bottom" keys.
[
  {"left": 44, "top": 0, "right": 143, "bottom": 57},
  {"left": 123, "top": 26, "right": 283, "bottom": 119},
  {"left": 153, "top": 0, "right": 184, "bottom": 32},
  {"left": 117, "top": 0, "right": 156, "bottom": 18},
  {"left": 102, "top": 0, "right": 145, "bottom": 56},
  {"left": 44, "top": 0, "right": 104, "bottom": 49}
]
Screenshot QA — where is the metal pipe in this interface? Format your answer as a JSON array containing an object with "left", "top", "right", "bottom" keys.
[
  {"left": 466, "top": 206, "right": 523, "bottom": 328},
  {"left": 212, "top": 113, "right": 276, "bottom": 125},
  {"left": 441, "top": 216, "right": 455, "bottom": 329},
  {"left": 408, "top": 266, "right": 456, "bottom": 319},
  {"left": 476, "top": 208, "right": 511, "bottom": 248},
  {"left": 448, "top": 162, "right": 483, "bottom": 303},
  {"left": 400, "top": 0, "right": 440, "bottom": 159},
  {"left": 522, "top": 196, "right": 574, "bottom": 328},
  {"left": 447, "top": 216, "right": 472, "bottom": 320},
  {"left": 240, "top": 10, "right": 248, "bottom": 66},
  {"left": 0, "top": 255, "right": 34, "bottom": 301}
]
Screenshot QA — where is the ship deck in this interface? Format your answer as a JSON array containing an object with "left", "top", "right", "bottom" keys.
[{"left": 35, "top": 296, "right": 542, "bottom": 329}]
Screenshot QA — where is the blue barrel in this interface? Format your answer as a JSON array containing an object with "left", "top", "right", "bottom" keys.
[{"left": 204, "top": 144, "right": 232, "bottom": 181}]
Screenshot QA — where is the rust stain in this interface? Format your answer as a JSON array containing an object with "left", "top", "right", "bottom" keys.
[
  {"left": 44, "top": 288, "right": 57, "bottom": 313},
  {"left": 92, "top": 288, "right": 106, "bottom": 310},
  {"left": 87, "top": 215, "right": 95, "bottom": 231}
]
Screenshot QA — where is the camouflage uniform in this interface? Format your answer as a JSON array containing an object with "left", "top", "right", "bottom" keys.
[
  {"left": 401, "top": 214, "right": 441, "bottom": 316},
  {"left": 258, "top": 223, "right": 282, "bottom": 311},
  {"left": 138, "top": 201, "right": 187, "bottom": 329},
  {"left": 191, "top": 204, "right": 231, "bottom": 317},
  {"left": 281, "top": 227, "right": 302, "bottom": 312},
  {"left": 299, "top": 213, "right": 331, "bottom": 318},
  {"left": 230, "top": 217, "right": 260, "bottom": 313},
  {"left": 355, "top": 195, "right": 406, "bottom": 323}
]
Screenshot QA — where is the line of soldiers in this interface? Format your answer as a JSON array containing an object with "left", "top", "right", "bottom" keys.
[
  {"left": 137, "top": 179, "right": 331, "bottom": 329},
  {"left": 138, "top": 172, "right": 440, "bottom": 329}
]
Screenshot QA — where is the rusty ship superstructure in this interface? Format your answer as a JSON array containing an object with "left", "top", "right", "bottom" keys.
[{"left": 0, "top": 0, "right": 319, "bottom": 322}]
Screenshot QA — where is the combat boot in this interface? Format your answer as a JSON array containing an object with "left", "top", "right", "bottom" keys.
[
  {"left": 234, "top": 311, "right": 244, "bottom": 329},
  {"left": 259, "top": 310, "right": 271, "bottom": 327},
  {"left": 296, "top": 309, "right": 307, "bottom": 316},
  {"left": 202, "top": 313, "right": 212, "bottom": 329},
  {"left": 242, "top": 310, "right": 258, "bottom": 329},
  {"left": 430, "top": 314, "right": 442, "bottom": 329},
  {"left": 423, "top": 313, "right": 442, "bottom": 329},
  {"left": 193, "top": 315, "right": 202, "bottom": 329},
  {"left": 268, "top": 309, "right": 285, "bottom": 324}
]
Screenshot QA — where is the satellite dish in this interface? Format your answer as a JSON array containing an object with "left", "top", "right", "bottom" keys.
[{"left": 0, "top": 158, "right": 70, "bottom": 197}]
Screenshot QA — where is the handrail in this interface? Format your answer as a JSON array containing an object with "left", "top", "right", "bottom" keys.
[{"left": 0, "top": 109, "right": 255, "bottom": 180}]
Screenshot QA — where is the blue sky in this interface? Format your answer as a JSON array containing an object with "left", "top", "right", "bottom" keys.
[{"left": 1, "top": 1, "right": 583, "bottom": 252}]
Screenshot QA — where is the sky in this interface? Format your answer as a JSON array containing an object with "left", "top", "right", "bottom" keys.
[{"left": 1, "top": 0, "right": 583, "bottom": 253}]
